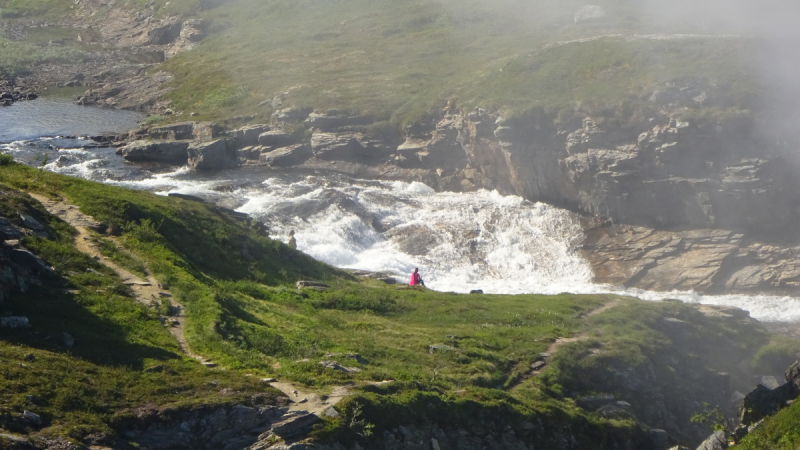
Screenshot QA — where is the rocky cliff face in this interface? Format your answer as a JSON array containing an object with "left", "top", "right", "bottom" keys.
[
  {"left": 457, "top": 112, "right": 800, "bottom": 236},
  {"left": 580, "top": 223, "right": 800, "bottom": 294}
]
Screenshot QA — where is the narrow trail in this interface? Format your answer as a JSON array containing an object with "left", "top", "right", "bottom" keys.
[
  {"left": 516, "top": 298, "right": 624, "bottom": 385},
  {"left": 31, "top": 192, "right": 355, "bottom": 418},
  {"left": 268, "top": 382, "right": 352, "bottom": 416},
  {"left": 29, "top": 193, "right": 214, "bottom": 367}
]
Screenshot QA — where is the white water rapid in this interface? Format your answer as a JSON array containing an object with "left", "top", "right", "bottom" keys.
[{"left": 2, "top": 125, "right": 800, "bottom": 323}]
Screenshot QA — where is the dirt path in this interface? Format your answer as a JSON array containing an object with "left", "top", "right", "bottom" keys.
[
  {"left": 517, "top": 298, "right": 625, "bottom": 383},
  {"left": 29, "top": 193, "right": 214, "bottom": 366},
  {"left": 268, "top": 382, "right": 352, "bottom": 416}
]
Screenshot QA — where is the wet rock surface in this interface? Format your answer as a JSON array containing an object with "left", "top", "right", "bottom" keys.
[{"left": 580, "top": 223, "right": 800, "bottom": 293}]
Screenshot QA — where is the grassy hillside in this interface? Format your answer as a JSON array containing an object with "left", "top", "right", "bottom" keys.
[
  {"left": 734, "top": 400, "right": 800, "bottom": 450},
  {"left": 0, "top": 0, "right": 769, "bottom": 125},
  {"left": 156, "top": 0, "right": 763, "bottom": 126},
  {"left": 0, "top": 162, "right": 790, "bottom": 447}
]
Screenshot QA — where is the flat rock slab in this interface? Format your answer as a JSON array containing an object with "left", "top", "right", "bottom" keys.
[{"left": 270, "top": 412, "right": 319, "bottom": 438}]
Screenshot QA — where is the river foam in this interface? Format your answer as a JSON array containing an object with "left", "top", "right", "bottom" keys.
[{"left": 2, "top": 134, "right": 799, "bottom": 323}]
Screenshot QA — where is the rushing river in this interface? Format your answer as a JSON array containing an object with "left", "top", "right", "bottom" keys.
[{"left": 3, "top": 97, "right": 800, "bottom": 322}]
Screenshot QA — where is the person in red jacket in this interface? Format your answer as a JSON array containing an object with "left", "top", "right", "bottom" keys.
[{"left": 409, "top": 268, "right": 424, "bottom": 287}]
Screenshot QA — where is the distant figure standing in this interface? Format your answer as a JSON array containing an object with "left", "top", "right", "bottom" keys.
[
  {"left": 409, "top": 268, "right": 424, "bottom": 287},
  {"left": 288, "top": 230, "right": 297, "bottom": 250}
]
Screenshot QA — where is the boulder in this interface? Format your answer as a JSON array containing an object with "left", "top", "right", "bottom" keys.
[
  {"left": 0, "top": 218, "right": 26, "bottom": 240},
  {"left": 429, "top": 344, "right": 456, "bottom": 354},
  {"left": 648, "top": 429, "right": 672, "bottom": 450},
  {"left": 323, "top": 352, "right": 368, "bottom": 364},
  {"left": 238, "top": 145, "right": 268, "bottom": 161},
  {"left": 574, "top": 5, "right": 607, "bottom": 23},
  {"left": 310, "top": 132, "right": 369, "bottom": 161},
  {"left": 232, "top": 125, "right": 270, "bottom": 148},
  {"left": 18, "top": 214, "right": 44, "bottom": 231},
  {"left": 738, "top": 381, "right": 799, "bottom": 426},
  {"left": 22, "top": 411, "right": 41, "bottom": 427},
  {"left": 296, "top": 281, "right": 329, "bottom": 289},
  {"left": 145, "top": 18, "right": 182, "bottom": 45},
  {"left": 147, "top": 122, "right": 196, "bottom": 140},
  {"left": 786, "top": 360, "right": 800, "bottom": 389},
  {"left": 0, "top": 433, "right": 29, "bottom": 447},
  {"left": 318, "top": 360, "right": 361, "bottom": 373},
  {"left": 273, "top": 108, "right": 311, "bottom": 122},
  {"left": 305, "top": 112, "right": 370, "bottom": 130},
  {"left": 257, "top": 130, "right": 293, "bottom": 147},
  {"left": 187, "top": 139, "right": 239, "bottom": 170},
  {"left": 192, "top": 122, "right": 225, "bottom": 141},
  {"left": 180, "top": 19, "right": 207, "bottom": 42},
  {"left": 259, "top": 144, "right": 312, "bottom": 167},
  {"left": 121, "top": 140, "right": 190, "bottom": 164},
  {"left": 62, "top": 332, "right": 75, "bottom": 348},
  {"left": 695, "top": 431, "right": 727, "bottom": 450},
  {"left": 0, "top": 316, "right": 29, "bottom": 329},
  {"left": 270, "top": 413, "right": 319, "bottom": 438},
  {"left": 9, "top": 248, "right": 52, "bottom": 274}
]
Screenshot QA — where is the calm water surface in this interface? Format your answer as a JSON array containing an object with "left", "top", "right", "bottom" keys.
[{"left": 0, "top": 96, "right": 143, "bottom": 142}]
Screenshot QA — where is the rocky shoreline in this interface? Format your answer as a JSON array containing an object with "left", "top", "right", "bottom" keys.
[{"left": 0, "top": 80, "right": 38, "bottom": 106}]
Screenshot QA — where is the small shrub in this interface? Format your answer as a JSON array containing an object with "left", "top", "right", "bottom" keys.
[
  {"left": 123, "top": 219, "right": 164, "bottom": 243},
  {"left": 0, "top": 154, "right": 15, "bottom": 166}
]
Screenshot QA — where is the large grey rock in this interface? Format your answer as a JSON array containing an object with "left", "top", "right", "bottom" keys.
[
  {"left": 296, "top": 281, "right": 329, "bottom": 289},
  {"left": 121, "top": 140, "right": 190, "bottom": 164},
  {"left": 148, "top": 122, "right": 196, "bottom": 140},
  {"left": 305, "top": 112, "right": 370, "bottom": 130},
  {"left": 738, "top": 382, "right": 798, "bottom": 426},
  {"left": 22, "top": 411, "right": 41, "bottom": 427},
  {"left": 187, "top": 139, "right": 239, "bottom": 170},
  {"left": 0, "top": 217, "right": 25, "bottom": 240},
  {"left": 257, "top": 130, "right": 293, "bottom": 147},
  {"left": 0, "top": 433, "right": 30, "bottom": 447},
  {"left": 310, "top": 132, "right": 369, "bottom": 161},
  {"left": 180, "top": 19, "right": 206, "bottom": 42},
  {"left": 0, "top": 316, "right": 29, "bottom": 329},
  {"left": 18, "top": 214, "right": 44, "bottom": 231},
  {"left": 259, "top": 144, "right": 312, "bottom": 167},
  {"left": 318, "top": 360, "right": 361, "bottom": 373},
  {"left": 273, "top": 108, "right": 311, "bottom": 122},
  {"left": 270, "top": 412, "right": 319, "bottom": 438},
  {"left": 9, "top": 247, "right": 52, "bottom": 274},
  {"left": 695, "top": 431, "right": 727, "bottom": 450},
  {"left": 145, "top": 18, "right": 182, "bottom": 45},
  {"left": 786, "top": 360, "right": 800, "bottom": 389},
  {"left": 233, "top": 125, "right": 270, "bottom": 148}
]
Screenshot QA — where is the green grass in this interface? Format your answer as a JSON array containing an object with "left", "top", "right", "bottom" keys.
[
  {"left": 0, "top": 0, "right": 72, "bottom": 18},
  {"left": 151, "top": 0, "right": 764, "bottom": 127},
  {"left": 91, "top": 233, "right": 149, "bottom": 279},
  {"left": 734, "top": 400, "right": 800, "bottom": 450},
  {"left": 0, "top": 162, "right": 781, "bottom": 447},
  {"left": 0, "top": 36, "right": 87, "bottom": 78},
  {"left": 0, "top": 184, "right": 279, "bottom": 444}
]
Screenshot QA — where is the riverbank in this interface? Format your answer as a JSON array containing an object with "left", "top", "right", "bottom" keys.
[{"left": 0, "top": 160, "right": 796, "bottom": 450}]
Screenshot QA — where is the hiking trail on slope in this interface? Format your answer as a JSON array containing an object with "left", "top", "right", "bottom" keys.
[{"left": 29, "top": 192, "right": 214, "bottom": 367}]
